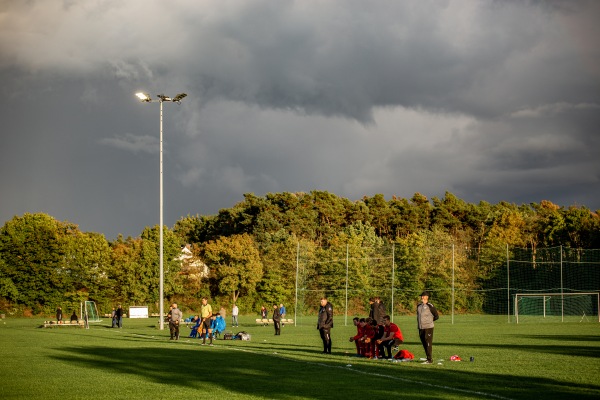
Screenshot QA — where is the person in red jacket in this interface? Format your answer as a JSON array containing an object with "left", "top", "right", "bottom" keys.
[
  {"left": 349, "top": 317, "right": 362, "bottom": 355},
  {"left": 376, "top": 315, "right": 404, "bottom": 359},
  {"left": 361, "top": 318, "right": 376, "bottom": 358}
]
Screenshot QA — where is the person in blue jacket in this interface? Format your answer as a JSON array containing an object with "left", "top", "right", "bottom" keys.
[
  {"left": 279, "top": 303, "right": 287, "bottom": 326},
  {"left": 189, "top": 315, "right": 201, "bottom": 338},
  {"left": 214, "top": 312, "right": 226, "bottom": 338}
]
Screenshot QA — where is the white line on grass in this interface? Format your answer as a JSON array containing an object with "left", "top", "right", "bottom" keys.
[
  {"left": 127, "top": 334, "right": 514, "bottom": 400},
  {"left": 229, "top": 347, "right": 515, "bottom": 400}
]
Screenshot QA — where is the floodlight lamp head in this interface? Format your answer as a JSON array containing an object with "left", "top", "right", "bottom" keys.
[
  {"left": 157, "top": 94, "right": 172, "bottom": 102},
  {"left": 172, "top": 93, "right": 188, "bottom": 104},
  {"left": 135, "top": 92, "right": 152, "bottom": 102}
]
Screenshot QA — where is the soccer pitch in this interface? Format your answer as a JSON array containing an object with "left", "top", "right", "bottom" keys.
[{"left": 0, "top": 315, "right": 598, "bottom": 399}]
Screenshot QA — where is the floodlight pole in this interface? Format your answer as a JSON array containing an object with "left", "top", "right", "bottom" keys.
[
  {"left": 159, "top": 99, "right": 164, "bottom": 331},
  {"left": 135, "top": 92, "right": 187, "bottom": 330}
]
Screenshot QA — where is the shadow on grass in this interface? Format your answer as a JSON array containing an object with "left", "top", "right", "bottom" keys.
[{"left": 50, "top": 338, "right": 600, "bottom": 400}]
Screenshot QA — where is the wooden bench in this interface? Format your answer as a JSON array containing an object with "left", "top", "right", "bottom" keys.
[
  {"left": 43, "top": 320, "right": 85, "bottom": 328},
  {"left": 255, "top": 318, "right": 294, "bottom": 325}
]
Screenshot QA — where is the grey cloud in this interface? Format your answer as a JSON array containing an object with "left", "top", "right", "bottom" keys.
[
  {"left": 1, "top": 0, "right": 599, "bottom": 239},
  {"left": 100, "top": 133, "right": 159, "bottom": 154}
]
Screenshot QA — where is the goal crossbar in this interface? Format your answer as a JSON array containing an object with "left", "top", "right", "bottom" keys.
[{"left": 514, "top": 292, "right": 600, "bottom": 323}]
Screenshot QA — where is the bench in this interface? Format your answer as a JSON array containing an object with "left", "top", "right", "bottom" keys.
[
  {"left": 255, "top": 318, "right": 294, "bottom": 325},
  {"left": 42, "top": 320, "right": 85, "bottom": 328}
]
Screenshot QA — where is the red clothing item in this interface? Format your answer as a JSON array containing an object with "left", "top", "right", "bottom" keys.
[
  {"left": 363, "top": 324, "right": 375, "bottom": 339},
  {"left": 352, "top": 324, "right": 365, "bottom": 341},
  {"left": 384, "top": 323, "right": 404, "bottom": 341}
]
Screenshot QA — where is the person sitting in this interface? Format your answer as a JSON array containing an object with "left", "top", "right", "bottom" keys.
[
  {"left": 349, "top": 317, "right": 363, "bottom": 356},
  {"left": 369, "top": 318, "right": 384, "bottom": 359},
  {"left": 361, "top": 318, "right": 376, "bottom": 358},
  {"left": 376, "top": 315, "right": 404, "bottom": 359},
  {"left": 213, "top": 313, "right": 226, "bottom": 339},
  {"left": 189, "top": 315, "right": 201, "bottom": 338},
  {"left": 70, "top": 311, "right": 78, "bottom": 323}
]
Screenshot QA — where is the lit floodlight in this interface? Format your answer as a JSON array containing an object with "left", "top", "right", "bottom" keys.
[
  {"left": 135, "top": 92, "right": 152, "bottom": 102},
  {"left": 133, "top": 89, "right": 187, "bottom": 331}
]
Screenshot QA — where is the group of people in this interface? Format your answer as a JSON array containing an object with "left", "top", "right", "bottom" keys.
[
  {"left": 110, "top": 305, "right": 124, "bottom": 328},
  {"left": 259, "top": 304, "right": 287, "bottom": 335},
  {"left": 72, "top": 292, "right": 437, "bottom": 364},
  {"left": 55, "top": 306, "right": 89, "bottom": 325},
  {"left": 347, "top": 291, "right": 439, "bottom": 363},
  {"left": 167, "top": 297, "right": 219, "bottom": 346},
  {"left": 168, "top": 298, "right": 226, "bottom": 345}
]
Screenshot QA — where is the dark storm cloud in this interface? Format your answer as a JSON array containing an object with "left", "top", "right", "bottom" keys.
[{"left": 0, "top": 0, "right": 599, "bottom": 238}]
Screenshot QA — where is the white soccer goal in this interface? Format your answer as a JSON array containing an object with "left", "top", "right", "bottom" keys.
[
  {"left": 514, "top": 293, "right": 600, "bottom": 323},
  {"left": 80, "top": 301, "right": 101, "bottom": 323}
]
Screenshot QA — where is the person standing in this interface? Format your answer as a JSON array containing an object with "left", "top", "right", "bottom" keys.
[
  {"left": 200, "top": 297, "right": 213, "bottom": 345},
  {"left": 279, "top": 303, "right": 286, "bottom": 326},
  {"left": 260, "top": 306, "right": 268, "bottom": 326},
  {"left": 115, "top": 304, "right": 123, "bottom": 328},
  {"left": 373, "top": 297, "right": 386, "bottom": 325},
  {"left": 169, "top": 303, "right": 183, "bottom": 340},
  {"left": 317, "top": 297, "right": 333, "bottom": 354},
  {"left": 417, "top": 291, "right": 439, "bottom": 364},
  {"left": 376, "top": 315, "right": 404, "bottom": 359},
  {"left": 232, "top": 303, "right": 239, "bottom": 327},
  {"left": 272, "top": 304, "right": 281, "bottom": 335},
  {"left": 110, "top": 307, "right": 117, "bottom": 328},
  {"left": 56, "top": 306, "right": 63, "bottom": 324}
]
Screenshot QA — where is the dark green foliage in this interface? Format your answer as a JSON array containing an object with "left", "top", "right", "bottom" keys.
[{"left": 1, "top": 192, "right": 599, "bottom": 315}]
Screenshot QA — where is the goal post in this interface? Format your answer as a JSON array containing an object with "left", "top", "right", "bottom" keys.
[
  {"left": 81, "top": 301, "right": 101, "bottom": 323},
  {"left": 514, "top": 293, "right": 600, "bottom": 323}
]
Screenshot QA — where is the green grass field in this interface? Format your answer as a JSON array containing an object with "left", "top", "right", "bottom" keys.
[{"left": 0, "top": 315, "right": 598, "bottom": 399}]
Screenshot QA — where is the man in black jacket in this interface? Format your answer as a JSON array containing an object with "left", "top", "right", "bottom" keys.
[
  {"left": 272, "top": 304, "right": 281, "bottom": 335},
  {"left": 317, "top": 297, "right": 333, "bottom": 354}
]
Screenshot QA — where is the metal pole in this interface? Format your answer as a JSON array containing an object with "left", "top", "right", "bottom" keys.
[
  {"left": 560, "top": 245, "right": 564, "bottom": 322},
  {"left": 452, "top": 244, "right": 455, "bottom": 325},
  {"left": 159, "top": 100, "right": 164, "bottom": 331},
  {"left": 507, "top": 243, "right": 510, "bottom": 323},
  {"left": 295, "top": 241, "right": 299, "bottom": 327},
  {"left": 345, "top": 243, "right": 349, "bottom": 326},
  {"left": 391, "top": 243, "right": 395, "bottom": 323}
]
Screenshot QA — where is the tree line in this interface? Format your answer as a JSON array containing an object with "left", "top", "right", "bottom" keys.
[{"left": 1, "top": 191, "right": 598, "bottom": 316}]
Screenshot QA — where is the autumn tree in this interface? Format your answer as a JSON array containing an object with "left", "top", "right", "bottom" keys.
[{"left": 203, "top": 233, "right": 263, "bottom": 304}]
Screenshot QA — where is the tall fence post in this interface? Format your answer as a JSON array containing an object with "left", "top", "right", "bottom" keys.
[
  {"left": 391, "top": 243, "right": 395, "bottom": 323},
  {"left": 294, "top": 241, "right": 299, "bottom": 327},
  {"left": 560, "top": 245, "right": 564, "bottom": 322},
  {"left": 507, "top": 243, "right": 510, "bottom": 323},
  {"left": 345, "top": 243, "right": 349, "bottom": 326},
  {"left": 452, "top": 244, "right": 455, "bottom": 325}
]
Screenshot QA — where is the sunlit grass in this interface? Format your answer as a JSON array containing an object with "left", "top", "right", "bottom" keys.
[{"left": 0, "top": 315, "right": 598, "bottom": 399}]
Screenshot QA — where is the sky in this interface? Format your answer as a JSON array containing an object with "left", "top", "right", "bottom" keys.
[{"left": 1, "top": 0, "right": 599, "bottom": 239}]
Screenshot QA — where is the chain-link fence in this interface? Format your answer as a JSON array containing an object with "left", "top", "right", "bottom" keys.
[{"left": 292, "top": 244, "right": 600, "bottom": 325}]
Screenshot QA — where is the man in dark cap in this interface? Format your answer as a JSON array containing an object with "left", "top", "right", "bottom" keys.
[{"left": 416, "top": 291, "right": 439, "bottom": 364}]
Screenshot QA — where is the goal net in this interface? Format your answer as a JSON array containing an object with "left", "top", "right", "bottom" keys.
[
  {"left": 83, "top": 301, "right": 101, "bottom": 322},
  {"left": 514, "top": 293, "right": 599, "bottom": 323}
]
